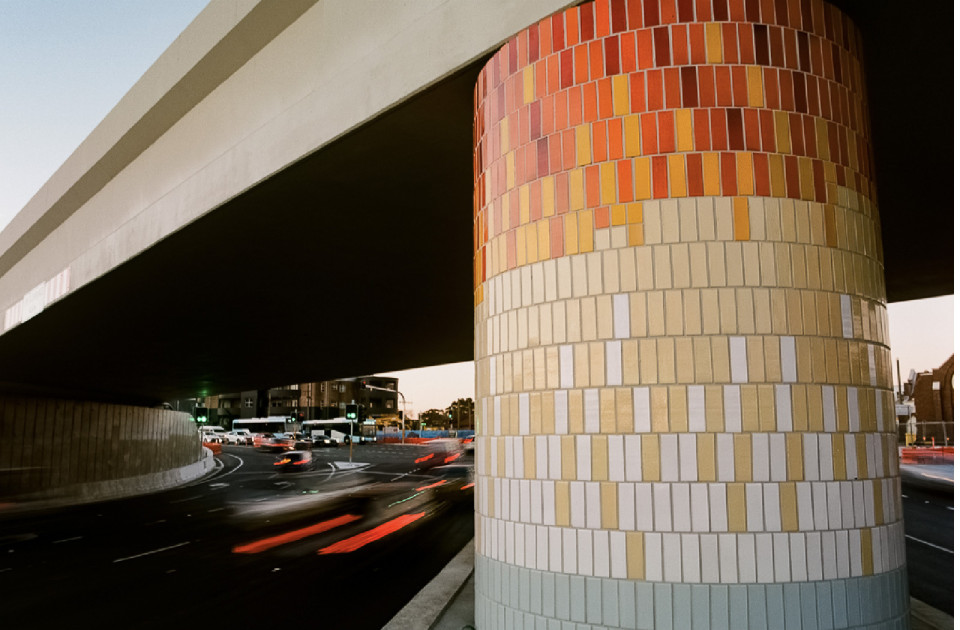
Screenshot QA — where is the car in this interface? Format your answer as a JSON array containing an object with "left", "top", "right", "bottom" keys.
[
  {"left": 257, "top": 433, "right": 295, "bottom": 452},
  {"left": 273, "top": 450, "right": 313, "bottom": 472},
  {"left": 310, "top": 433, "right": 337, "bottom": 448},
  {"left": 461, "top": 434, "right": 475, "bottom": 453},
  {"left": 201, "top": 427, "right": 225, "bottom": 443},
  {"left": 224, "top": 429, "right": 253, "bottom": 445}
]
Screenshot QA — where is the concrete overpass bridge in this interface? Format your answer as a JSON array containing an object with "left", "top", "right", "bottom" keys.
[{"left": 0, "top": 1, "right": 951, "bottom": 628}]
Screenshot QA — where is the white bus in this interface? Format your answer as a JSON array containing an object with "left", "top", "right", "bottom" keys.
[
  {"left": 231, "top": 417, "right": 296, "bottom": 436},
  {"left": 302, "top": 418, "right": 376, "bottom": 444}
]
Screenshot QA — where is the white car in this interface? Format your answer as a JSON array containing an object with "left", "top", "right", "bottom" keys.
[
  {"left": 224, "top": 429, "right": 253, "bottom": 445},
  {"left": 201, "top": 428, "right": 225, "bottom": 443}
]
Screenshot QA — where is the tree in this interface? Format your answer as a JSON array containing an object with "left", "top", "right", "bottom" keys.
[
  {"left": 445, "top": 398, "right": 474, "bottom": 430},
  {"left": 419, "top": 408, "right": 448, "bottom": 428}
]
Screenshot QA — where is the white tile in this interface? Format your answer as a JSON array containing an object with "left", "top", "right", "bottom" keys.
[
  {"left": 719, "top": 533, "right": 739, "bottom": 583},
  {"left": 839, "top": 481, "right": 854, "bottom": 529},
  {"left": 780, "top": 336, "right": 797, "bottom": 382},
  {"left": 543, "top": 480, "right": 556, "bottom": 526},
  {"left": 852, "top": 479, "right": 866, "bottom": 528},
  {"left": 802, "top": 434, "right": 819, "bottom": 481},
  {"left": 775, "top": 384, "right": 792, "bottom": 432},
  {"left": 821, "top": 529, "right": 838, "bottom": 579},
  {"left": 835, "top": 530, "right": 850, "bottom": 578},
  {"left": 867, "top": 346, "right": 877, "bottom": 386},
  {"left": 618, "top": 482, "right": 636, "bottom": 530},
  {"left": 746, "top": 484, "right": 764, "bottom": 531},
  {"left": 681, "top": 533, "right": 701, "bottom": 582},
  {"left": 762, "top": 483, "right": 781, "bottom": 530},
  {"left": 796, "top": 483, "right": 814, "bottom": 531},
  {"left": 663, "top": 533, "right": 682, "bottom": 582},
  {"left": 752, "top": 434, "right": 770, "bottom": 482},
  {"left": 497, "top": 519, "right": 506, "bottom": 562},
  {"left": 723, "top": 385, "right": 742, "bottom": 432},
  {"left": 614, "top": 293, "right": 630, "bottom": 339},
  {"left": 490, "top": 439, "right": 499, "bottom": 487},
  {"left": 576, "top": 435, "right": 592, "bottom": 481},
  {"left": 608, "top": 435, "right": 625, "bottom": 481},
  {"left": 520, "top": 393, "right": 531, "bottom": 435},
  {"left": 586, "top": 482, "right": 601, "bottom": 529},
  {"left": 709, "top": 483, "right": 728, "bottom": 531},
  {"left": 691, "top": 484, "right": 710, "bottom": 532},
  {"left": 755, "top": 533, "right": 774, "bottom": 582},
  {"left": 660, "top": 434, "right": 679, "bottom": 481},
  {"left": 577, "top": 529, "right": 593, "bottom": 576},
  {"left": 549, "top": 526, "right": 563, "bottom": 572},
  {"left": 526, "top": 523, "right": 538, "bottom": 569},
  {"left": 606, "top": 341, "right": 623, "bottom": 386},
  {"left": 865, "top": 434, "right": 878, "bottom": 479},
  {"left": 863, "top": 480, "right": 876, "bottom": 527},
  {"left": 570, "top": 481, "right": 586, "bottom": 528},
  {"left": 636, "top": 483, "right": 654, "bottom": 531},
  {"left": 535, "top": 435, "right": 548, "bottom": 479},
  {"left": 531, "top": 479, "right": 543, "bottom": 524},
  {"left": 673, "top": 483, "right": 692, "bottom": 531},
  {"left": 511, "top": 478, "right": 521, "bottom": 521},
  {"left": 633, "top": 387, "right": 651, "bottom": 432},
  {"left": 716, "top": 434, "right": 735, "bottom": 481},
  {"left": 811, "top": 482, "right": 828, "bottom": 531},
  {"left": 505, "top": 519, "right": 515, "bottom": 564},
  {"left": 844, "top": 435, "right": 858, "bottom": 482},
  {"left": 645, "top": 533, "right": 663, "bottom": 581},
  {"left": 773, "top": 533, "right": 791, "bottom": 582},
  {"left": 521, "top": 480, "right": 531, "bottom": 523},
  {"left": 563, "top": 527, "right": 578, "bottom": 574},
  {"left": 514, "top": 437, "right": 524, "bottom": 481},
  {"left": 679, "top": 434, "right": 698, "bottom": 481},
  {"left": 769, "top": 433, "right": 787, "bottom": 481},
  {"left": 840, "top": 294, "right": 853, "bottom": 338},
  {"left": 822, "top": 385, "right": 836, "bottom": 432},
  {"left": 701, "top": 534, "right": 720, "bottom": 583},
  {"left": 737, "top": 534, "right": 757, "bottom": 582},
  {"left": 624, "top": 435, "right": 643, "bottom": 481},
  {"left": 688, "top": 385, "right": 706, "bottom": 432},
  {"left": 490, "top": 357, "right": 498, "bottom": 396},
  {"left": 789, "top": 533, "right": 807, "bottom": 581},
  {"left": 610, "top": 531, "right": 627, "bottom": 579},
  {"left": 847, "top": 386, "right": 860, "bottom": 432},
  {"left": 817, "top": 435, "right": 833, "bottom": 481},
  {"left": 494, "top": 477, "right": 502, "bottom": 519},
  {"left": 494, "top": 396, "right": 502, "bottom": 434},
  {"left": 654, "top": 483, "right": 673, "bottom": 531},
  {"left": 730, "top": 337, "right": 748, "bottom": 383},
  {"left": 876, "top": 389, "right": 885, "bottom": 434},
  {"left": 584, "top": 389, "right": 600, "bottom": 433},
  {"left": 805, "top": 532, "right": 823, "bottom": 580},
  {"left": 560, "top": 345, "right": 574, "bottom": 389},
  {"left": 548, "top": 435, "right": 562, "bottom": 480},
  {"left": 593, "top": 530, "right": 610, "bottom": 578}
]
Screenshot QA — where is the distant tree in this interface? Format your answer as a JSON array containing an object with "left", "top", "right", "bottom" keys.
[
  {"left": 419, "top": 408, "right": 448, "bottom": 428},
  {"left": 445, "top": 398, "right": 474, "bottom": 430}
]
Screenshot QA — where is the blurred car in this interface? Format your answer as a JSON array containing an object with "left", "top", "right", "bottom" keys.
[
  {"left": 310, "top": 433, "right": 337, "bottom": 448},
  {"left": 292, "top": 433, "right": 313, "bottom": 449},
  {"left": 273, "top": 450, "right": 313, "bottom": 472},
  {"left": 461, "top": 434, "right": 475, "bottom": 453},
  {"left": 224, "top": 429, "right": 253, "bottom": 445},
  {"left": 257, "top": 434, "right": 295, "bottom": 452}
]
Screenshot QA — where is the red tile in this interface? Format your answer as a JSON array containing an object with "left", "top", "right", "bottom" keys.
[
  {"left": 729, "top": 0, "right": 746, "bottom": 21},
  {"left": 605, "top": 36, "right": 621, "bottom": 75},
  {"left": 697, "top": 66, "right": 716, "bottom": 107},
  {"left": 809, "top": 36, "right": 823, "bottom": 76},
  {"left": 653, "top": 26, "right": 671, "bottom": 66},
  {"left": 731, "top": 66, "right": 748, "bottom": 106},
  {"left": 678, "top": 0, "right": 695, "bottom": 22},
  {"left": 710, "top": 108, "right": 728, "bottom": 150},
  {"left": 778, "top": 68, "right": 794, "bottom": 111},
  {"left": 598, "top": 77, "right": 614, "bottom": 118},
  {"left": 618, "top": 159, "right": 634, "bottom": 201},
  {"left": 693, "top": 108, "right": 712, "bottom": 151},
  {"left": 664, "top": 68, "right": 681, "bottom": 109},
  {"left": 784, "top": 154, "right": 800, "bottom": 198},
  {"left": 686, "top": 153, "right": 704, "bottom": 195},
  {"left": 508, "top": 37, "right": 518, "bottom": 75},
  {"left": 681, "top": 66, "right": 699, "bottom": 108},
  {"left": 745, "top": 0, "right": 760, "bottom": 22},
  {"left": 672, "top": 25, "right": 689, "bottom": 65},
  {"left": 813, "top": 159, "right": 826, "bottom": 202},
  {"left": 528, "top": 24, "right": 541, "bottom": 62},
  {"left": 788, "top": 113, "right": 804, "bottom": 155},
  {"left": 726, "top": 108, "right": 744, "bottom": 151},
  {"left": 583, "top": 82, "right": 598, "bottom": 122},
  {"left": 652, "top": 155, "right": 669, "bottom": 198},
  {"left": 696, "top": 0, "right": 711, "bottom": 20},
  {"left": 644, "top": 0, "right": 660, "bottom": 26},
  {"left": 637, "top": 29, "right": 654, "bottom": 69},
  {"left": 530, "top": 101, "right": 542, "bottom": 139},
  {"left": 595, "top": 205, "right": 611, "bottom": 228},
  {"left": 720, "top": 152, "right": 738, "bottom": 196},
  {"left": 689, "top": 23, "right": 706, "bottom": 64},
  {"left": 753, "top": 152, "right": 770, "bottom": 196},
  {"left": 590, "top": 40, "right": 605, "bottom": 80},
  {"left": 739, "top": 23, "right": 755, "bottom": 64},
  {"left": 802, "top": 115, "right": 816, "bottom": 158},
  {"left": 712, "top": 0, "right": 728, "bottom": 21},
  {"left": 799, "top": 0, "right": 813, "bottom": 31},
  {"left": 596, "top": 0, "right": 611, "bottom": 38},
  {"left": 658, "top": 110, "right": 676, "bottom": 153},
  {"left": 788, "top": 0, "right": 802, "bottom": 30},
  {"left": 817, "top": 77, "right": 831, "bottom": 122},
  {"left": 586, "top": 165, "right": 601, "bottom": 207},
  {"left": 769, "top": 26, "right": 784, "bottom": 67},
  {"left": 550, "top": 216, "right": 564, "bottom": 258},
  {"left": 611, "top": 0, "right": 628, "bottom": 32},
  {"left": 763, "top": 67, "right": 779, "bottom": 109},
  {"left": 647, "top": 69, "right": 664, "bottom": 110},
  {"left": 759, "top": 109, "right": 775, "bottom": 152},
  {"left": 630, "top": 72, "right": 646, "bottom": 112},
  {"left": 754, "top": 24, "right": 769, "bottom": 65},
  {"left": 759, "top": 0, "right": 776, "bottom": 25},
  {"left": 783, "top": 28, "right": 798, "bottom": 70},
  {"left": 562, "top": 128, "right": 577, "bottom": 170},
  {"left": 537, "top": 137, "right": 550, "bottom": 178},
  {"left": 568, "top": 88, "right": 582, "bottom": 126},
  {"left": 722, "top": 23, "right": 739, "bottom": 64},
  {"left": 580, "top": 2, "right": 596, "bottom": 41},
  {"left": 627, "top": 0, "right": 643, "bottom": 29},
  {"left": 838, "top": 124, "right": 849, "bottom": 167},
  {"left": 743, "top": 108, "right": 760, "bottom": 150},
  {"left": 553, "top": 13, "right": 566, "bottom": 53},
  {"left": 609, "top": 118, "right": 624, "bottom": 159},
  {"left": 593, "top": 121, "right": 608, "bottom": 161},
  {"left": 641, "top": 113, "right": 659, "bottom": 154},
  {"left": 773, "top": 0, "right": 788, "bottom": 26},
  {"left": 556, "top": 171, "right": 570, "bottom": 213},
  {"left": 797, "top": 31, "right": 810, "bottom": 73},
  {"left": 805, "top": 74, "right": 819, "bottom": 117},
  {"left": 561, "top": 49, "right": 574, "bottom": 89},
  {"left": 621, "top": 32, "right": 637, "bottom": 72},
  {"left": 715, "top": 66, "right": 733, "bottom": 106},
  {"left": 531, "top": 180, "right": 542, "bottom": 221}
]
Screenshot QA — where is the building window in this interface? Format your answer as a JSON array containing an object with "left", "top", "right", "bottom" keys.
[
  {"left": 386, "top": 400, "right": 394, "bottom": 409},
  {"left": 244, "top": 399, "right": 253, "bottom": 408}
]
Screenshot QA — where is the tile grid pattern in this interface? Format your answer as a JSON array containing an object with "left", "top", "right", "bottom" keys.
[{"left": 473, "top": 0, "right": 905, "bottom": 627}]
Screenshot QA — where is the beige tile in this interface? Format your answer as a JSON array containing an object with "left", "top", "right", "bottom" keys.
[
  {"left": 601, "top": 482, "right": 619, "bottom": 528},
  {"left": 622, "top": 339, "right": 640, "bottom": 385},
  {"left": 719, "top": 288, "right": 738, "bottom": 334},
  {"left": 640, "top": 339, "right": 658, "bottom": 385},
  {"left": 665, "top": 290, "right": 684, "bottom": 336},
  {"left": 597, "top": 294, "right": 613, "bottom": 339},
  {"left": 706, "top": 385, "right": 725, "bottom": 432},
  {"left": 600, "top": 389, "right": 617, "bottom": 433},
  {"left": 650, "top": 387, "right": 669, "bottom": 433},
  {"left": 754, "top": 289, "right": 772, "bottom": 334},
  {"left": 648, "top": 291, "right": 666, "bottom": 336},
  {"left": 582, "top": 297, "right": 598, "bottom": 342},
  {"left": 791, "top": 385, "right": 808, "bottom": 431},
  {"left": 669, "top": 385, "right": 689, "bottom": 433},
  {"left": 740, "top": 385, "right": 759, "bottom": 432},
  {"left": 636, "top": 246, "right": 655, "bottom": 291},
  {"left": 672, "top": 244, "right": 691, "bottom": 289},
  {"left": 627, "top": 532, "right": 645, "bottom": 579},
  {"left": 592, "top": 436, "right": 609, "bottom": 480},
  {"left": 641, "top": 435, "right": 661, "bottom": 480},
  {"left": 711, "top": 336, "right": 731, "bottom": 382},
  {"left": 727, "top": 483, "right": 747, "bottom": 532},
  {"left": 702, "top": 289, "right": 721, "bottom": 334},
  {"left": 786, "top": 433, "right": 804, "bottom": 480},
  {"left": 736, "top": 288, "right": 756, "bottom": 335},
  {"left": 567, "top": 300, "right": 582, "bottom": 343},
  {"left": 734, "top": 434, "right": 753, "bottom": 481},
  {"left": 616, "top": 388, "right": 633, "bottom": 433},
  {"left": 758, "top": 385, "right": 776, "bottom": 432},
  {"left": 697, "top": 434, "right": 717, "bottom": 481},
  {"left": 590, "top": 342, "right": 606, "bottom": 387},
  {"left": 690, "top": 242, "right": 709, "bottom": 287},
  {"left": 725, "top": 242, "right": 745, "bottom": 287},
  {"left": 657, "top": 338, "right": 676, "bottom": 384},
  {"left": 707, "top": 242, "right": 727, "bottom": 287},
  {"left": 569, "top": 389, "right": 584, "bottom": 434},
  {"left": 556, "top": 480, "right": 571, "bottom": 525},
  {"left": 676, "top": 337, "right": 695, "bottom": 384},
  {"left": 779, "top": 482, "right": 798, "bottom": 531}
]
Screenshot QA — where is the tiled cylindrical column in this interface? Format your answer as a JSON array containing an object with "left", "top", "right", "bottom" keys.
[{"left": 472, "top": 1, "right": 907, "bottom": 627}]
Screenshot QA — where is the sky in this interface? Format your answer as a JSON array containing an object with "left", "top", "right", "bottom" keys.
[{"left": 0, "top": 2, "right": 954, "bottom": 415}]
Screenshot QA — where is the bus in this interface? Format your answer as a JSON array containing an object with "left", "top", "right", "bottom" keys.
[
  {"left": 302, "top": 418, "right": 377, "bottom": 444},
  {"left": 231, "top": 417, "right": 296, "bottom": 437}
]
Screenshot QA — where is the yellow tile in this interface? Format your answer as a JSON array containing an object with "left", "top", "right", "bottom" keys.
[
  {"left": 569, "top": 389, "right": 584, "bottom": 432},
  {"left": 623, "top": 339, "right": 640, "bottom": 385},
  {"left": 676, "top": 337, "right": 695, "bottom": 383},
  {"left": 697, "top": 434, "right": 716, "bottom": 481},
  {"left": 835, "top": 386, "right": 849, "bottom": 431},
  {"left": 734, "top": 434, "right": 752, "bottom": 481},
  {"left": 747, "top": 336, "right": 765, "bottom": 382},
  {"left": 832, "top": 434, "right": 847, "bottom": 480},
  {"left": 613, "top": 74, "right": 629, "bottom": 117},
  {"left": 497, "top": 437, "right": 506, "bottom": 475},
  {"left": 570, "top": 168, "right": 585, "bottom": 211},
  {"left": 526, "top": 223, "right": 539, "bottom": 263},
  {"left": 616, "top": 388, "right": 633, "bottom": 433},
  {"left": 624, "top": 115, "right": 641, "bottom": 157},
  {"left": 703, "top": 153, "right": 721, "bottom": 196},
  {"left": 676, "top": 109, "right": 694, "bottom": 152},
  {"left": 779, "top": 482, "right": 798, "bottom": 531},
  {"left": 786, "top": 433, "right": 804, "bottom": 480},
  {"left": 556, "top": 481, "right": 571, "bottom": 526},
  {"left": 873, "top": 479, "right": 884, "bottom": 525},
  {"left": 669, "top": 154, "right": 687, "bottom": 198},
  {"left": 758, "top": 385, "right": 776, "bottom": 432},
  {"left": 694, "top": 337, "right": 712, "bottom": 382},
  {"left": 542, "top": 175, "right": 556, "bottom": 216},
  {"left": 799, "top": 157, "right": 815, "bottom": 200},
  {"left": 576, "top": 124, "right": 592, "bottom": 166},
  {"left": 791, "top": 384, "right": 808, "bottom": 431},
  {"left": 641, "top": 434, "right": 660, "bottom": 480},
  {"left": 747, "top": 66, "right": 764, "bottom": 107},
  {"left": 564, "top": 212, "right": 579, "bottom": 255},
  {"left": 710, "top": 335, "right": 730, "bottom": 382},
  {"left": 561, "top": 436, "right": 576, "bottom": 479},
  {"left": 541, "top": 390, "right": 555, "bottom": 433},
  {"left": 524, "top": 65, "right": 535, "bottom": 104},
  {"left": 592, "top": 436, "right": 609, "bottom": 480},
  {"left": 737, "top": 153, "right": 754, "bottom": 197},
  {"left": 705, "top": 23, "right": 723, "bottom": 63},
  {"left": 506, "top": 151, "right": 516, "bottom": 190},
  {"left": 727, "top": 484, "right": 746, "bottom": 532},
  {"left": 634, "top": 157, "right": 651, "bottom": 200},
  {"left": 627, "top": 532, "right": 645, "bottom": 579},
  {"left": 531, "top": 392, "right": 543, "bottom": 434},
  {"left": 774, "top": 111, "right": 791, "bottom": 153},
  {"left": 733, "top": 197, "right": 750, "bottom": 241},
  {"left": 816, "top": 118, "right": 830, "bottom": 160},
  {"left": 657, "top": 338, "right": 676, "bottom": 384},
  {"left": 537, "top": 220, "right": 551, "bottom": 261},
  {"left": 600, "top": 388, "right": 616, "bottom": 433},
  {"left": 669, "top": 385, "right": 688, "bottom": 432},
  {"left": 627, "top": 202, "right": 643, "bottom": 224},
  {"left": 650, "top": 386, "right": 669, "bottom": 432},
  {"left": 629, "top": 224, "right": 645, "bottom": 246},
  {"left": 612, "top": 204, "right": 627, "bottom": 226},
  {"left": 860, "top": 529, "right": 874, "bottom": 575},
  {"left": 579, "top": 210, "right": 594, "bottom": 253},
  {"left": 806, "top": 385, "right": 824, "bottom": 432},
  {"left": 856, "top": 434, "right": 868, "bottom": 479},
  {"left": 500, "top": 118, "right": 510, "bottom": 155},
  {"left": 601, "top": 162, "right": 617, "bottom": 205}
]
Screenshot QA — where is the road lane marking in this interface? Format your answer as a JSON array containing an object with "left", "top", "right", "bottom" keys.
[
  {"left": 207, "top": 507, "right": 225, "bottom": 513},
  {"left": 904, "top": 535, "right": 953, "bottom": 554},
  {"left": 113, "top": 541, "right": 191, "bottom": 563},
  {"left": 169, "top": 495, "right": 201, "bottom": 504},
  {"left": 52, "top": 537, "right": 83, "bottom": 544},
  {"left": 947, "top": 507, "right": 954, "bottom": 511}
]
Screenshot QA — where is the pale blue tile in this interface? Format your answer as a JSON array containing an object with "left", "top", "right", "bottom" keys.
[
  {"left": 570, "top": 575, "right": 587, "bottom": 623},
  {"left": 783, "top": 583, "right": 801, "bottom": 630},
  {"left": 691, "top": 585, "right": 710, "bottom": 630},
  {"left": 520, "top": 567, "right": 531, "bottom": 612},
  {"left": 799, "top": 583, "right": 817, "bottom": 629},
  {"left": 831, "top": 581, "right": 848, "bottom": 628},
  {"left": 709, "top": 585, "right": 729, "bottom": 630},
  {"left": 729, "top": 585, "right": 748, "bottom": 630},
  {"left": 654, "top": 583, "right": 673, "bottom": 630},
  {"left": 846, "top": 579, "right": 862, "bottom": 626},
  {"left": 619, "top": 580, "right": 637, "bottom": 629},
  {"left": 601, "top": 578, "right": 620, "bottom": 628},
  {"left": 586, "top": 577, "right": 602, "bottom": 624},
  {"left": 816, "top": 582, "right": 834, "bottom": 630},
  {"left": 747, "top": 584, "right": 767, "bottom": 630},
  {"left": 531, "top": 569, "right": 543, "bottom": 615},
  {"left": 510, "top": 565, "right": 520, "bottom": 610},
  {"left": 543, "top": 572, "right": 556, "bottom": 618},
  {"left": 673, "top": 584, "right": 692, "bottom": 630},
  {"left": 765, "top": 584, "right": 785, "bottom": 630},
  {"left": 636, "top": 581, "right": 655, "bottom": 630},
  {"left": 556, "top": 573, "right": 571, "bottom": 621}
]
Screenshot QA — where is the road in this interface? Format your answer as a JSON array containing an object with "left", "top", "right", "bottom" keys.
[
  {"left": 900, "top": 473, "right": 954, "bottom": 615},
  {"left": 0, "top": 443, "right": 474, "bottom": 629}
]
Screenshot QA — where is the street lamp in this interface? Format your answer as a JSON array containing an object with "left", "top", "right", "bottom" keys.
[{"left": 363, "top": 382, "right": 406, "bottom": 444}]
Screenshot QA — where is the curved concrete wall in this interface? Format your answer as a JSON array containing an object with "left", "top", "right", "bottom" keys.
[
  {"left": 0, "top": 397, "right": 204, "bottom": 502},
  {"left": 472, "top": 1, "right": 907, "bottom": 627}
]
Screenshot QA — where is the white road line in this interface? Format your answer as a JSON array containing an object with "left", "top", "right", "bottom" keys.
[
  {"left": 113, "top": 541, "right": 191, "bottom": 563},
  {"left": 207, "top": 507, "right": 225, "bottom": 513},
  {"left": 52, "top": 536, "right": 83, "bottom": 544},
  {"left": 904, "top": 535, "right": 953, "bottom": 554},
  {"left": 216, "top": 453, "right": 245, "bottom": 478},
  {"left": 947, "top": 507, "right": 954, "bottom": 511},
  {"left": 901, "top": 494, "right": 909, "bottom": 498},
  {"left": 170, "top": 495, "right": 201, "bottom": 504}
]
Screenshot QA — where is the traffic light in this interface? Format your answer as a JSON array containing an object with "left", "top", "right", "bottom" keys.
[
  {"left": 357, "top": 379, "right": 367, "bottom": 390},
  {"left": 195, "top": 407, "right": 208, "bottom": 424},
  {"left": 345, "top": 404, "right": 359, "bottom": 420}
]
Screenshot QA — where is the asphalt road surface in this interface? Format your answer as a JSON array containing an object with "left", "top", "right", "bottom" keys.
[
  {"left": 0, "top": 443, "right": 475, "bottom": 629},
  {"left": 900, "top": 474, "right": 954, "bottom": 615}
]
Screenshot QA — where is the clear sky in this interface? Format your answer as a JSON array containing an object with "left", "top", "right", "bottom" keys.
[{"left": 0, "top": 2, "right": 954, "bottom": 415}]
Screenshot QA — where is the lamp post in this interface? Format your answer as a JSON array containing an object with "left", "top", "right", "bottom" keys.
[{"left": 363, "top": 383, "right": 406, "bottom": 444}]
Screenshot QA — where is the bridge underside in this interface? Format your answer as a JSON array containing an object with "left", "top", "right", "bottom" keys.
[{"left": 0, "top": 2, "right": 951, "bottom": 407}]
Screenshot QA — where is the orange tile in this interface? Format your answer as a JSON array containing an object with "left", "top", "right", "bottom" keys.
[
  {"left": 659, "top": 0, "right": 677, "bottom": 23},
  {"left": 562, "top": 128, "right": 577, "bottom": 170},
  {"left": 586, "top": 165, "right": 601, "bottom": 207},
  {"left": 715, "top": 66, "right": 732, "bottom": 106},
  {"left": 664, "top": 67, "right": 681, "bottom": 109},
  {"left": 697, "top": 66, "right": 715, "bottom": 108},
  {"left": 763, "top": 67, "right": 779, "bottom": 110},
  {"left": 733, "top": 197, "right": 750, "bottom": 241},
  {"left": 547, "top": 53, "right": 560, "bottom": 95},
  {"left": 710, "top": 109, "right": 727, "bottom": 151},
  {"left": 583, "top": 82, "right": 598, "bottom": 122},
  {"left": 550, "top": 216, "right": 564, "bottom": 258},
  {"left": 738, "top": 23, "right": 755, "bottom": 64},
  {"left": 753, "top": 153, "right": 770, "bottom": 196},
  {"left": 647, "top": 69, "right": 663, "bottom": 110},
  {"left": 596, "top": 0, "right": 611, "bottom": 38},
  {"left": 565, "top": 6, "right": 581, "bottom": 46},
  {"left": 641, "top": 113, "right": 658, "bottom": 155},
  {"left": 630, "top": 72, "right": 646, "bottom": 112},
  {"left": 549, "top": 133, "right": 563, "bottom": 174},
  {"left": 743, "top": 108, "right": 761, "bottom": 151},
  {"left": 592, "top": 120, "right": 608, "bottom": 162},
  {"left": 569, "top": 87, "right": 583, "bottom": 126},
  {"left": 608, "top": 118, "right": 624, "bottom": 159},
  {"left": 731, "top": 66, "right": 748, "bottom": 107},
  {"left": 671, "top": 24, "right": 689, "bottom": 65},
  {"left": 554, "top": 91, "right": 569, "bottom": 131},
  {"left": 590, "top": 39, "right": 605, "bottom": 80},
  {"left": 686, "top": 153, "right": 703, "bottom": 196},
  {"left": 575, "top": 44, "right": 590, "bottom": 84},
  {"left": 637, "top": 29, "right": 654, "bottom": 69},
  {"left": 722, "top": 22, "right": 739, "bottom": 63},
  {"left": 620, "top": 32, "right": 637, "bottom": 73},
  {"left": 595, "top": 205, "right": 610, "bottom": 228},
  {"left": 689, "top": 23, "right": 706, "bottom": 64},
  {"left": 658, "top": 110, "right": 675, "bottom": 153},
  {"left": 598, "top": 77, "right": 614, "bottom": 118},
  {"left": 618, "top": 158, "right": 634, "bottom": 201},
  {"left": 652, "top": 155, "right": 669, "bottom": 199}
]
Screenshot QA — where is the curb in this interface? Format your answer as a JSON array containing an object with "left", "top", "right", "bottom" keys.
[
  {"left": 910, "top": 597, "right": 955, "bottom": 630},
  {"left": 383, "top": 538, "right": 475, "bottom": 630}
]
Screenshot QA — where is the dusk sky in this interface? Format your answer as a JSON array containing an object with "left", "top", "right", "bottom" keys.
[{"left": 0, "top": 1, "right": 953, "bottom": 413}]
